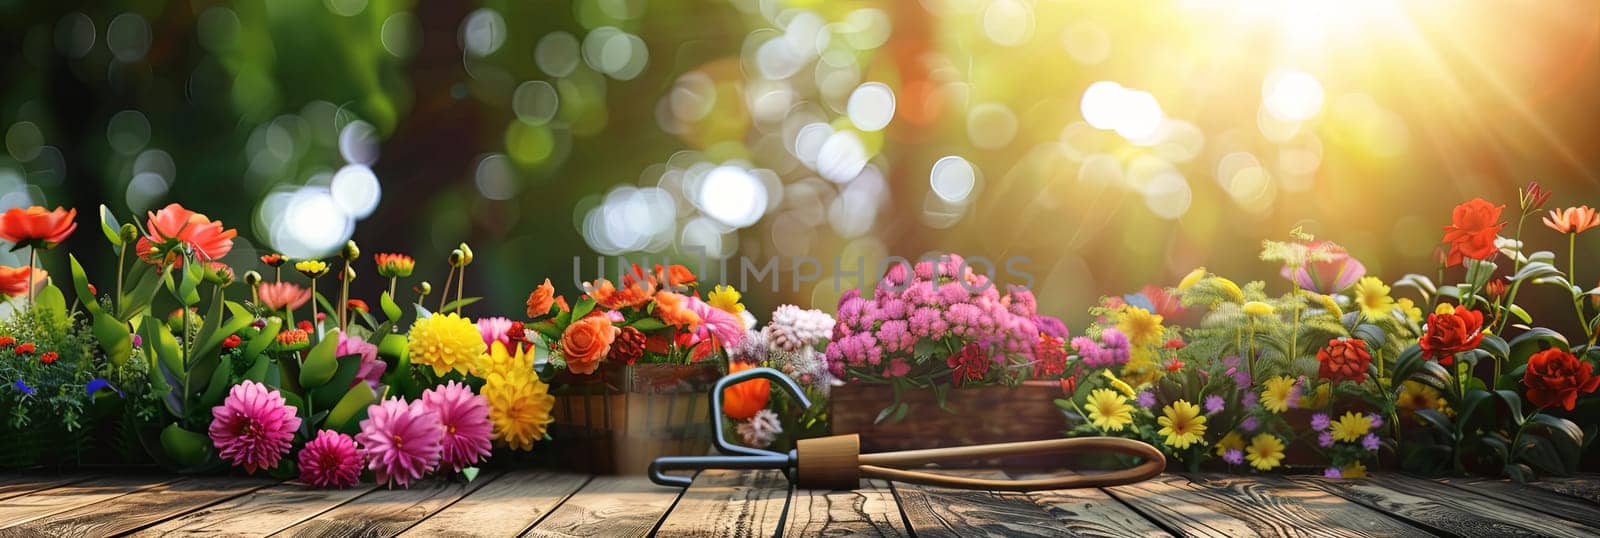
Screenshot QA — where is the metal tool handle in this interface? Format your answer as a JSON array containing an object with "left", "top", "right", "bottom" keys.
[{"left": 649, "top": 366, "right": 811, "bottom": 487}]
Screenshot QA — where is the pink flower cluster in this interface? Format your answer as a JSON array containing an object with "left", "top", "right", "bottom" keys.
[
  {"left": 1070, "top": 329, "right": 1130, "bottom": 368},
  {"left": 827, "top": 255, "right": 1062, "bottom": 381}
]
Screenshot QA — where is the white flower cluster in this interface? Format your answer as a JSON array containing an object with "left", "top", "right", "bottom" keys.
[
  {"left": 737, "top": 409, "right": 783, "bottom": 448},
  {"left": 763, "top": 304, "right": 835, "bottom": 352}
]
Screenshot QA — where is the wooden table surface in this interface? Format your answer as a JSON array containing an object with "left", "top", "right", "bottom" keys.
[{"left": 0, "top": 469, "right": 1592, "bottom": 537}]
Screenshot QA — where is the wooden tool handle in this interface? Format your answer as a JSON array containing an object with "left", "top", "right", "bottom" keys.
[{"left": 796, "top": 434, "right": 1165, "bottom": 491}]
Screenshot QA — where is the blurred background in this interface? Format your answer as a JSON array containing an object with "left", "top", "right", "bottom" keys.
[{"left": 2, "top": 0, "right": 1598, "bottom": 327}]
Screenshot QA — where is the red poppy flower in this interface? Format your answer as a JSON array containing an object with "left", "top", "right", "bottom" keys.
[
  {"left": 142, "top": 203, "right": 237, "bottom": 262},
  {"left": 1441, "top": 198, "right": 1505, "bottom": 267},
  {"left": 14, "top": 342, "right": 35, "bottom": 355},
  {"left": 39, "top": 351, "right": 58, "bottom": 364},
  {"left": 0, "top": 265, "right": 47, "bottom": 298},
  {"left": 0, "top": 206, "right": 76, "bottom": 249},
  {"left": 1523, "top": 348, "right": 1600, "bottom": 411}
]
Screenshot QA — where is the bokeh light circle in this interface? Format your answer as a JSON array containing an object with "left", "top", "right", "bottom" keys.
[{"left": 329, "top": 164, "right": 381, "bottom": 218}]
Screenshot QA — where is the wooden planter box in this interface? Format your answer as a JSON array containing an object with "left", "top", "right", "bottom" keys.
[
  {"left": 830, "top": 381, "right": 1066, "bottom": 468},
  {"left": 547, "top": 362, "right": 723, "bottom": 474}
]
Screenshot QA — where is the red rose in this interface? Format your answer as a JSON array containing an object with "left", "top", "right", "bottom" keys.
[
  {"left": 1523, "top": 348, "right": 1600, "bottom": 411},
  {"left": 1317, "top": 338, "right": 1372, "bottom": 383},
  {"left": 39, "top": 351, "right": 58, "bottom": 364},
  {"left": 1420, "top": 305, "right": 1484, "bottom": 365},
  {"left": 1441, "top": 198, "right": 1505, "bottom": 267}
]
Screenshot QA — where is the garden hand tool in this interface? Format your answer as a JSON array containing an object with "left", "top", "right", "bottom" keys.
[{"left": 649, "top": 367, "right": 1165, "bottom": 491}]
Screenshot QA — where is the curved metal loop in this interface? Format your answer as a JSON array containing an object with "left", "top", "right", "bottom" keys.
[{"left": 711, "top": 366, "right": 812, "bottom": 457}]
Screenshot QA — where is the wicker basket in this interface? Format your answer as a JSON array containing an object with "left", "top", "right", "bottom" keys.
[{"left": 547, "top": 362, "right": 723, "bottom": 474}]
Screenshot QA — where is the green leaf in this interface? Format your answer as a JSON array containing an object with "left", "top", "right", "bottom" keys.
[
  {"left": 160, "top": 423, "right": 213, "bottom": 468},
  {"left": 142, "top": 315, "right": 184, "bottom": 383},
  {"left": 1477, "top": 335, "right": 1510, "bottom": 361},
  {"left": 1528, "top": 413, "right": 1585, "bottom": 449},
  {"left": 34, "top": 283, "right": 67, "bottom": 328},
  {"left": 439, "top": 296, "right": 482, "bottom": 315},
  {"left": 1511, "top": 261, "right": 1560, "bottom": 284},
  {"left": 323, "top": 382, "right": 378, "bottom": 434},
  {"left": 1520, "top": 434, "right": 1567, "bottom": 476},
  {"left": 462, "top": 467, "right": 480, "bottom": 482},
  {"left": 120, "top": 263, "right": 164, "bottom": 321},
  {"left": 299, "top": 331, "right": 341, "bottom": 389},
  {"left": 569, "top": 298, "right": 595, "bottom": 323},
  {"left": 1394, "top": 273, "right": 1438, "bottom": 298},
  {"left": 380, "top": 291, "right": 402, "bottom": 322},
  {"left": 244, "top": 318, "right": 283, "bottom": 362},
  {"left": 189, "top": 287, "right": 226, "bottom": 366},
  {"left": 242, "top": 354, "right": 269, "bottom": 383},
  {"left": 1507, "top": 304, "right": 1532, "bottom": 324},
  {"left": 311, "top": 354, "right": 363, "bottom": 410},
  {"left": 1508, "top": 329, "right": 1570, "bottom": 366},
  {"left": 69, "top": 255, "right": 100, "bottom": 315},
  {"left": 1415, "top": 409, "right": 1455, "bottom": 439},
  {"left": 199, "top": 356, "right": 234, "bottom": 409},
  {"left": 93, "top": 311, "right": 133, "bottom": 367},
  {"left": 627, "top": 317, "right": 667, "bottom": 332},
  {"left": 1456, "top": 389, "right": 1493, "bottom": 428},
  {"left": 1493, "top": 389, "right": 1526, "bottom": 425},
  {"left": 99, "top": 204, "right": 123, "bottom": 247},
  {"left": 174, "top": 257, "right": 204, "bottom": 306}
]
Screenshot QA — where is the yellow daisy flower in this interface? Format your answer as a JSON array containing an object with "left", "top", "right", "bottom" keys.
[
  {"left": 1245, "top": 433, "right": 1286, "bottom": 471},
  {"left": 1396, "top": 297, "right": 1423, "bottom": 324},
  {"left": 1260, "top": 376, "right": 1297, "bottom": 413},
  {"left": 706, "top": 285, "right": 745, "bottom": 314},
  {"left": 1085, "top": 388, "right": 1134, "bottom": 432},
  {"left": 1120, "top": 356, "right": 1163, "bottom": 388},
  {"left": 482, "top": 370, "right": 555, "bottom": 451},
  {"left": 475, "top": 340, "right": 533, "bottom": 378},
  {"left": 1353, "top": 277, "right": 1394, "bottom": 321},
  {"left": 1117, "top": 306, "right": 1165, "bottom": 348},
  {"left": 1158, "top": 400, "right": 1209, "bottom": 449},
  {"left": 1331, "top": 411, "right": 1373, "bottom": 443},
  {"left": 294, "top": 259, "right": 330, "bottom": 278},
  {"left": 1101, "top": 369, "right": 1137, "bottom": 399},
  {"left": 1396, "top": 380, "right": 1439, "bottom": 412},
  {"left": 407, "top": 312, "right": 486, "bottom": 377},
  {"left": 1340, "top": 461, "right": 1368, "bottom": 478},
  {"left": 1215, "top": 431, "right": 1245, "bottom": 457}
]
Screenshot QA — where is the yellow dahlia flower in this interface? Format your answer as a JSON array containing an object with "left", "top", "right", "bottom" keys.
[
  {"left": 1331, "top": 412, "right": 1373, "bottom": 443},
  {"left": 1117, "top": 306, "right": 1165, "bottom": 348},
  {"left": 1260, "top": 376, "right": 1296, "bottom": 413},
  {"left": 476, "top": 340, "right": 533, "bottom": 378},
  {"left": 483, "top": 370, "right": 555, "bottom": 451},
  {"left": 1353, "top": 277, "right": 1394, "bottom": 321},
  {"left": 706, "top": 284, "right": 745, "bottom": 314},
  {"left": 408, "top": 312, "right": 486, "bottom": 376},
  {"left": 1245, "top": 433, "right": 1286, "bottom": 471},
  {"left": 1085, "top": 388, "right": 1133, "bottom": 432}
]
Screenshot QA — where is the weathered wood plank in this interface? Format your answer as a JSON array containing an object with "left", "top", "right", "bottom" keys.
[
  {"left": 1008, "top": 471, "right": 1171, "bottom": 538},
  {"left": 653, "top": 470, "right": 790, "bottom": 537},
  {"left": 891, "top": 471, "right": 1067, "bottom": 537},
  {"left": 782, "top": 479, "right": 906, "bottom": 537},
  {"left": 277, "top": 472, "right": 499, "bottom": 538},
  {"left": 1108, "top": 474, "right": 1426, "bottom": 538},
  {"left": 398, "top": 471, "right": 588, "bottom": 537},
  {"left": 0, "top": 475, "right": 276, "bottom": 537},
  {"left": 524, "top": 474, "right": 681, "bottom": 537},
  {"left": 130, "top": 482, "right": 379, "bottom": 537},
  {"left": 0, "top": 475, "right": 176, "bottom": 529},
  {"left": 0, "top": 474, "right": 96, "bottom": 502},
  {"left": 1293, "top": 474, "right": 1600, "bottom": 538},
  {"left": 1439, "top": 476, "right": 1600, "bottom": 527},
  {"left": 1524, "top": 474, "right": 1600, "bottom": 506}
]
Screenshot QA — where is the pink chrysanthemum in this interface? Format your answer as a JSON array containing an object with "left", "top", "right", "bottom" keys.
[
  {"left": 477, "top": 316, "right": 515, "bottom": 347},
  {"left": 357, "top": 398, "right": 444, "bottom": 488},
  {"left": 336, "top": 331, "right": 387, "bottom": 391},
  {"left": 687, "top": 297, "right": 745, "bottom": 350},
  {"left": 298, "top": 429, "right": 363, "bottom": 488},
  {"left": 210, "top": 380, "right": 301, "bottom": 474},
  {"left": 420, "top": 381, "right": 493, "bottom": 473}
]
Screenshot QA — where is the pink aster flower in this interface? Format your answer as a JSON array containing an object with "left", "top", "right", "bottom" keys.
[
  {"left": 420, "top": 381, "right": 493, "bottom": 473},
  {"left": 1223, "top": 449, "right": 1244, "bottom": 465},
  {"left": 357, "top": 398, "right": 444, "bottom": 488},
  {"left": 210, "top": 380, "right": 302, "bottom": 474},
  {"left": 477, "top": 316, "right": 515, "bottom": 347},
  {"left": 298, "top": 430, "right": 363, "bottom": 488},
  {"left": 336, "top": 331, "right": 386, "bottom": 391}
]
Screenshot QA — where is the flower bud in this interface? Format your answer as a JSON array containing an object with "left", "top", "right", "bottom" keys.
[
  {"left": 119, "top": 223, "right": 140, "bottom": 243},
  {"left": 341, "top": 240, "right": 361, "bottom": 261},
  {"left": 243, "top": 270, "right": 262, "bottom": 287},
  {"left": 414, "top": 281, "right": 432, "bottom": 296},
  {"left": 338, "top": 265, "right": 357, "bottom": 282},
  {"left": 448, "top": 249, "right": 465, "bottom": 267},
  {"left": 457, "top": 242, "right": 474, "bottom": 266}
]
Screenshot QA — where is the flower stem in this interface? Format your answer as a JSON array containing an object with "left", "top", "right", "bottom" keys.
[
  {"left": 438, "top": 266, "right": 456, "bottom": 312},
  {"left": 26, "top": 249, "right": 37, "bottom": 309},
  {"left": 309, "top": 279, "right": 318, "bottom": 335},
  {"left": 115, "top": 242, "right": 127, "bottom": 311},
  {"left": 388, "top": 277, "right": 397, "bottom": 300},
  {"left": 338, "top": 261, "right": 350, "bottom": 330}
]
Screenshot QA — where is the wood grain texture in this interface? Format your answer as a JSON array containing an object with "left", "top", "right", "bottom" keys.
[
  {"left": 782, "top": 479, "right": 906, "bottom": 537},
  {"left": 524, "top": 474, "right": 682, "bottom": 537},
  {"left": 397, "top": 470, "right": 587, "bottom": 537},
  {"left": 130, "top": 482, "right": 378, "bottom": 537},
  {"left": 1525, "top": 474, "right": 1600, "bottom": 505},
  {"left": 0, "top": 475, "right": 176, "bottom": 529},
  {"left": 1293, "top": 474, "right": 1600, "bottom": 538},
  {"left": 0, "top": 475, "right": 276, "bottom": 537},
  {"left": 276, "top": 472, "right": 498, "bottom": 538},
  {"left": 831, "top": 383, "right": 1064, "bottom": 466},
  {"left": 653, "top": 470, "right": 791, "bottom": 537},
  {"left": 891, "top": 471, "right": 1069, "bottom": 537},
  {"left": 0, "top": 474, "right": 95, "bottom": 502},
  {"left": 1108, "top": 474, "right": 1426, "bottom": 538},
  {"left": 1008, "top": 471, "right": 1169, "bottom": 538},
  {"left": 1439, "top": 476, "right": 1600, "bottom": 527}
]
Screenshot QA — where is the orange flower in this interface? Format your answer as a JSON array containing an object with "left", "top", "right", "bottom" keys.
[
  {"left": 560, "top": 315, "right": 618, "bottom": 375},
  {"left": 39, "top": 351, "right": 58, "bottom": 364},
  {"left": 374, "top": 253, "right": 415, "bottom": 278},
  {"left": 257, "top": 281, "right": 312, "bottom": 311},
  {"left": 260, "top": 253, "right": 287, "bottom": 267},
  {"left": 142, "top": 203, "right": 237, "bottom": 262},
  {"left": 346, "top": 299, "right": 369, "bottom": 313},
  {"left": 0, "top": 265, "right": 47, "bottom": 298},
  {"left": 526, "top": 278, "right": 557, "bottom": 318},
  {"left": 652, "top": 291, "right": 701, "bottom": 329},
  {"left": 1441, "top": 198, "right": 1505, "bottom": 267},
  {"left": 14, "top": 342, "right": 35, "bottom": 355},
  {"left": 0, "top": 206, "right": 77, "bottom": 249},
  {"left": 722, "top": 361, "right": 770, "bottom": 420},
  {"left": 655, "top": 264, "right": 697, "bottom": 288},
  {"left": 1544, "top": 206, "right": 1600, "bottom": 235}
]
